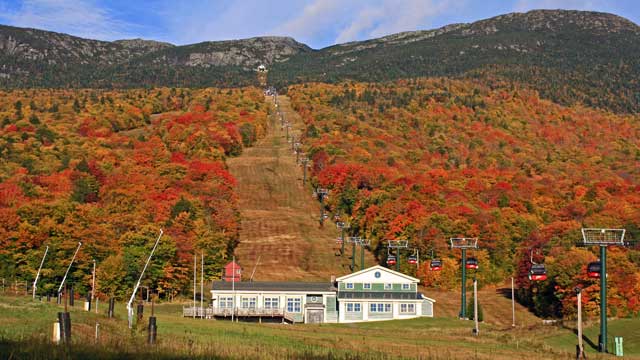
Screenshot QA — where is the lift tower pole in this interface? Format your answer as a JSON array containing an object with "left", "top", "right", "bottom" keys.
[
  {"left": 450, "top": 238, "right": 478, "bottom": 320},
  {"left": 581, "top": 228, "right": 626, "bottom": 354},
  {"left": 387, "top": 240, "right": 408, "bottom": 272}
]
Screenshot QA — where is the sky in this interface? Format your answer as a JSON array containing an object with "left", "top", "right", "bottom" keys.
[{"left": 0, "top": 0, "right": 638, "bottom": 49}]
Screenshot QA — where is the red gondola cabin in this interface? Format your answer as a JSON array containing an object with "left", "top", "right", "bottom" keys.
[
  {"left": 465, "top": 258, "right": 478, "bottom": 270},
  {"left": 587, "top": 261, "right": 601, "bottom": 278}
]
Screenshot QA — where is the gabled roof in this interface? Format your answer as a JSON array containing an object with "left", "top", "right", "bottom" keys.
[
  {"left": 335, "top": 265, "right": 419, "bottom": 282},
  {"left": 212, "top": 281, "right": 335, "bottom": 292}
]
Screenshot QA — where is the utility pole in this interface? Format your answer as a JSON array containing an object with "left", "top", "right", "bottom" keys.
[
  {"left": 576, "top": 287, "right": 585, "bottom": 359},
  {"left": 450, "top": 237, "right": 478, "bottom": 320},
  {"left": 193, "top": 254, "right": 196, "bottom": 319},
  {"left": 473, "top": 277, "right": 479, "bottom": 336},
  {"left": 33, "top": 246, "right": 49, "bottom": 299},
  {"left": 92, "top": 259, "right": 96, "bottom": 306},
  {"left": 201, "top": 252, "right": 204, "bottom": 319},
  {"left": 511, "top": 277, "right": 516, "bottom": 327}
]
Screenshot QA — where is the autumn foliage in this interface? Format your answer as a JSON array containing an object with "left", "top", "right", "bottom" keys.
[
  {"left": 289, "top": 79, "right": 640, "bottom": 318},
  {"left": 0, "top": 87, "right": 268, "bottom": 299}
]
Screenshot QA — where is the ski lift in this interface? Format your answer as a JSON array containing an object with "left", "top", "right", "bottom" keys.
[
  {"left": 430, "top": 259, "right": 442, "bottom": 271},
  {"left": 587, "top": 261, "right": 601, "bottom": 278},
  {"left": 465, "top": 257, "right": 478, "bottom": 270},
  {"left": 386, "top": 255, "right": 397, "bottom": 266},
  {"left": 407, "top": 248, "right": 418, "bottom": 265},
  {"left": 529, "top": 264, "right": 547, "bottom": 281},
  {"left": 386, "top": 248, "right": 397, "bottom": 266},
  {"left": 528, "top": 248, "right": 547, "bottom": 281}
]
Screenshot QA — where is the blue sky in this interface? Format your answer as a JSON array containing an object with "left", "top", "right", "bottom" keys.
[{"left": 0, "top": 0, "right": 638, "bottom": 48}]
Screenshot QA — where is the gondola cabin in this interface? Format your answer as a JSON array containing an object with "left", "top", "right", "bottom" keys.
[
  {"left": 407, "top": 256, "right": 418, "bottom": 265},
  {"left": 587, "top": 261, "right": 601, "bottom": 278},
  {"left": 528, "top": 264, "right": 547, "bottom": 281},
  {"left": 465, "top": 258, "right": 478, "bottom": 270},
  {"left": 386, "top": 255, "right": 397, "bottom": 266},
  {"left": 430, "top": 259, "right": 442, "bottom": 271}
]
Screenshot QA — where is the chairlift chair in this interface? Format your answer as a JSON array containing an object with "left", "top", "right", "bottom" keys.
[
  {"left": 587, "top": 261, "right": 601, "bottom": 278},
  {"left": 465, "top": 257, "right": 478, "bottom": 270},
  {"left": 430, "top": 259, "right": 442, "bottom": 271},
  {"left": 386, "top": 248, "right": 397, "bottom": 266},
  {"left": 528, "top": 263, "right": 547, "bottom": 281},
  {"left": 528, "top": 248, "right": 547, "bottom": 281},
  {"left": 407, "top": 248, "right": 418, "bottom": 265}
]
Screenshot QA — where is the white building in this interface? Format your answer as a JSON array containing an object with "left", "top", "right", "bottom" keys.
[
  {"left": 207, "top": 265, "right": 435, "bottom": 324},
  {"left": 336, "top": 265, "right": 435, "bottom": 323}
]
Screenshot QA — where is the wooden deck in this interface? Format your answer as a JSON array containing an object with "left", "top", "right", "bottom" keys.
[{"left": 182, "top": 307, "right": 297, "bottom": 322}]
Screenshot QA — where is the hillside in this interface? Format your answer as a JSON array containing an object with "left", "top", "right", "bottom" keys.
[
  {"left": 287, "top": 78, "right": 640, "bottom": 318},
  {"left": 1, "top": 10, "right": 639, "bottom": 113},
  {"left": 0, "top": 87, "right": 270, "bottom": 298}
]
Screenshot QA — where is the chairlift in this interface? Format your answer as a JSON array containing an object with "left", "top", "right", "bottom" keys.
[
  {"left": 465, "top": 257, "right": 478, "bottom": 270},
  {"left": 430, "top": 259, "right": 442, "bottom": 271},
  {"left": 528, "top": 263, "right": 547, "bottom": 281},
  {"left": 386, "top": 255, "right": 397, "bottom": 266},
  {"left": 407, "top": 248, "right": 418, "bottom": 265},
  {"left": 587, "top": 261, "right": 601, "bottom": 278},
  {"left": 528, "top": 248, "right": 547, "bottom": 281}
]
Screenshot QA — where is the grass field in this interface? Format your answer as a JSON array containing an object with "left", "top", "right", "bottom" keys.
[{"left": 1, "top": 294, "right": 638, "bottom": 359}]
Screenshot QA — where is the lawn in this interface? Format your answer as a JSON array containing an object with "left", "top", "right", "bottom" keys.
[{"left": 0, "top": 295, "right": 637, "bottom": 359}]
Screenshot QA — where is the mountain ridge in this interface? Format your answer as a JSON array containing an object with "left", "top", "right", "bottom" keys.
[{"left": 0, "top": 9, "right": 639, "bottom": 112}]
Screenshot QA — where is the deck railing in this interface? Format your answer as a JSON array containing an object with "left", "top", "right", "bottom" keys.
[{"left": 182, "top": 306, "right": 296, "bottom": 320}]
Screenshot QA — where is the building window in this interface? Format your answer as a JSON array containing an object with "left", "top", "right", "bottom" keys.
[
  {"left": 241, "top": 297, "right": 256, "bottom": 309},
  {"left": 400, "top": 303, "right": 416, "bottom": 313},
  {"left": 219, "top": 296, "right": 233, "bottom": 308},
  {"left": 346, "top": 283, "right": 354, "bottom": 289},
  {"left": 286, "top": 297, "right": 301, "bottom": 312},
  {"left": 384, "top": 283, "right": 393, "bottom": 290},
  {"left": 346, "top": 303, "right": 361, "bottom": 312},
  {"left": 369, "top": 303, "right": 392, "bottom": 313},
  {"left": 264, "top": 297, "right": 279, "bottom": 309},
  {"left": 363, "top": 283, "right": 371, "bottom": 290},
  {"left": 402, "top": 284, "right": 410, "bottom": 290}
]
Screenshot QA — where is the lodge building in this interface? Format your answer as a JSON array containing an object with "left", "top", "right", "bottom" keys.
[{"left": 206, "top": 265, "right": 435, "bottom": 324}]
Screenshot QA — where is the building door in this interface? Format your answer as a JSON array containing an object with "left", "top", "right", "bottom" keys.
[{"left": 307, "top": 309, "right": 324, "bottom": 324}]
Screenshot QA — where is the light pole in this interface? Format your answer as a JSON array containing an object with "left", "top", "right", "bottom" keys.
[
  {"left": 301, "top": 158, "right": 309, "bottom": 185},
  {"left": 450, "top": 237, "right": 478, "bottom": 319}
]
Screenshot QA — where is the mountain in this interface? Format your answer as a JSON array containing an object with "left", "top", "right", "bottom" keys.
[
  {"left": 271, "top": 10, "right": 640, "bottom": 113},
  {"left": 0, "top": 10, "right": 639, "bottom": 112}
]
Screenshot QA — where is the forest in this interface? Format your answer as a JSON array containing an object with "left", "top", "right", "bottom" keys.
[
  {"left": 0, "top": 87, "right": 269, "bottom": 300},
  {"left": 287, "top": 79, "right": 640, "bottom": 318}
]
